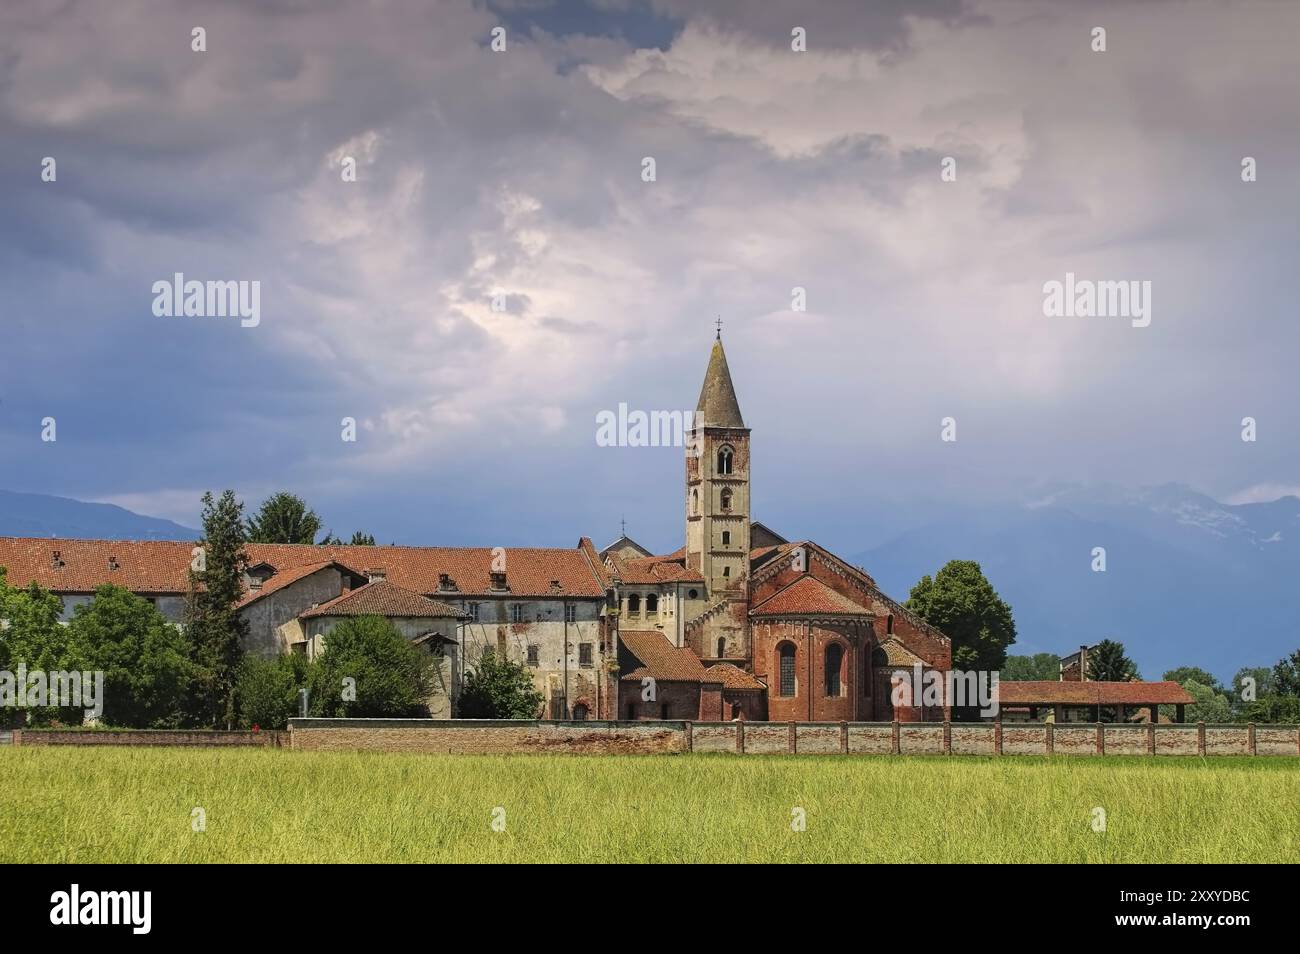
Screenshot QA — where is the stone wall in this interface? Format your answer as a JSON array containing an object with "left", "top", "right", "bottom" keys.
[
  {"left": 286, "top": 719, "right": 1300, "bottom": 756},
  {"left": 12, "top": 729, "right": 284, "bottom": 746}
]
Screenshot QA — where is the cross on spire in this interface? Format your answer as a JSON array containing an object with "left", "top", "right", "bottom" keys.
[
  {"left": 620, "top": 515, "right": 626, "bottom": 538},
  {"left": 715, "top": 316, "right": 723, "bottom": 339}
]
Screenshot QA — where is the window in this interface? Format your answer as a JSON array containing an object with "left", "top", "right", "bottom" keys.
[
  {"left": 511, "top": 604, "right": 524, "bottom": 623},
  {"left": 627, "top": 594, "right": 641, "bottom": 616},
  {"left": 716, "top": 637, "right": 726, "bottom": 658},
  {"left": 887, "top": 614, "right": 894, "bottom": 635},
  {"left": 717, "top": 446, "right": 733, "bottom": 475},
  {"left": 688, "top": 589, "right": 699, "bottom": 599},
  {"left": 467, "top": 602, "right": 480, "bottom": 622},
  {"left": 646, "top": 594, "right": 658, "bottom": 616},
  {"left": 722, "top": 566, "right": 731, "bottom": 578},
  {"left": 825, "top": 643, "right": 844, "bottom": 697},
  {"left": 721, "top": 530, "right": 731, "bottom": 546},
  {"left": 565, "top": 604, "right": 577, "bottom": 623},
  {"left": 573, "top": 703, "right": 590, "bottom": 721},
  {"left": 626, "top": 703, "right": 635, "bottom": 720},
  {"left": 490, "top": 571, "right": 507, "bottom": 591},
  {"left": 661, "top": 704, "right": 671, "bottom": 720},
  {"left": 720, "top": 488, "right": 733, "bottom": 512},
  {"left": 692, "top": 489, "right": 698, "bottom": 514},
  {"left": 579, "top": 643, "right": 593, "bottom": 667},
  {"left": 527, "top": 644, "right": 539, "bottom": 667},
  {"left": 779, "top": 643, "right": 797, "bottom": 697}
]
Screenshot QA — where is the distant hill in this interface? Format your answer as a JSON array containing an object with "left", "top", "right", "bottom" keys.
[
  {"left": 0, "top": 490, "right": 197, "bottom": 541},
  {"left": 850, "top": 483, "right": 1300, "bottom": 683}
]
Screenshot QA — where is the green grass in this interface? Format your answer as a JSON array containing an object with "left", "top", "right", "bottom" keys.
[{"left": 1, "top": 749, "right": 1296, "bottom": 863}]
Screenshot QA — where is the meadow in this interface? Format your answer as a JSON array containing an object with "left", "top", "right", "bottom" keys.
[{"left": 1, "top": 748, "right": 1296, "bottom": 863}]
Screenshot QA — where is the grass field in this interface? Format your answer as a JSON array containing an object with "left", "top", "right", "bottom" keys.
[{"left": 1, "top": 748, "right": 1297, "bottom": 863}]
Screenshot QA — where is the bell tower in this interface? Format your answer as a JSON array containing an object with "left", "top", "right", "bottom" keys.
[{"left": 686, "top": 330, "right": 750, "bottom": 599}]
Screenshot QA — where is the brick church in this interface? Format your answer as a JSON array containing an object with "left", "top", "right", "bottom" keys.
[
  {"left": 605, "top": 333, "right": 952, "bottom": 723},
  {"left": 0, "top": 334, "right": 955, "bottom": 723}
]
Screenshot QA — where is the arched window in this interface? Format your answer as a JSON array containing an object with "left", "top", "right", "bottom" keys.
[
  {"left": 716, "top": 637, "right": 726, "bottom": 658},
  {"left": 825, "top": 643, "right": 844, "bottom": 697},
  {"left": 778, "top": 643, "right": 797, "bottom": 697},
  {"left": 717, "top": 446, "right": 733, "bottom": 475},
  {"left": 722, "top": 566, "right": 731, "bottom": 577},
  {"left": 627, "top": 593, "right": 640, "bottom": 616},
  {"left": 721, "top": 530, "right": 731, "bottom": 546},
  {"left": 720, "top": 489, "right": 733, "bottom": 511},
  {"left": 691, "top": 489, "right": 698, "bottom": 514},
  {"left": 646, "top": 593, "right": 658, "bottom": 615},
  {"left": 573, "top": 703, "right": 589, "bottom": 721}
]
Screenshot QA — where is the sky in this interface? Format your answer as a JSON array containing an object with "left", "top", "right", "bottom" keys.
[{"left": 1, "top": 0, "right": 1297, "bottom": 556}]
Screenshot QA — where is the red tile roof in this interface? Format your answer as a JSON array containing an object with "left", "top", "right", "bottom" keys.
[
  {"left": 236, "top": 560, "right": 361, "bottom": 609},
  {"left": 619, "top": 630, "right": 708, "bottom": 683},
  {"left": 876, "top": 637, "right": 925, "bottom": 668},
  {"left": 299, "top": 580, "right": 466, "bottom": 620},
  {"left": 611, "top": 554, "right": 705, "bottom": 584},
  {"left": 0, "top": 537, "right": 608, "bottom": 598},
  {"left": 702, "top": 663, "right": 765, "bottom": 691},
  {"left": 997, "top": 680, "right": 1196, "bottom": 706},
  {"left": 751, "top": 575, "right": 872, "bottom": 617}
]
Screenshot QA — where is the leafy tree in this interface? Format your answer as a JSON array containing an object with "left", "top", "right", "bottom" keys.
[
  {"left": 245, "top": 492, "right": 322, "bottom": 545},
  {"left": 0, "top": 577, "right": 72, "bottom": 727},
  {"left": 1182, "top": 679, "right": 1233, "bottom": 724},
  {"left": 347, "top": 531, "right": 376, "bottom": 546},
  {"left": 184, "top": 490, "right": 250, "bottom": 728},
  {"left": 236, "top": 653, "right": 310, "bottom": 729},
  {"left": 1273, "top": 649, "right": 1300, "bottom": 698},
  {"left": 1087, "top": 639, "right": 1139, "bottom": 681},
  {"left": 307, "top": 616, "right": 436, "bottom": 718},
  {"left": 459, "top": 648, "right": 544, "bottom": 719},
  {"left": 66, "top": 585, "right": 193, "bottom": 728},
  {"left": 906, "top": 560, "right": 1017, "bottom": 672},
  {"left": 1002, "top": 653, "right": 1060, "bottom": 681},
  {"left": 1163, "top": 666, "right": 1224, "bottom": 696}
]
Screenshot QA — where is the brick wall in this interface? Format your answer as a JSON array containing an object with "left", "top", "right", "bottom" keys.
[{"left": 288, "top": 718, "right": 686, "bottom": 754}]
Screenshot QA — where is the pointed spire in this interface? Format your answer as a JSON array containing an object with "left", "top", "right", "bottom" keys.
[{"left": 696, "top": 333, "right": 744, "bottom": 428}]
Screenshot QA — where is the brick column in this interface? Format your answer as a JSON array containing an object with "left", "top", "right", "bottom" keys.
[
  {"left": 787, "top": 721, "right": 796, "bottom": 754},
  {"left": 1197, "top": 721, "right": 1206, "bottom": 756},
  {"left": 736, "top": 720, "right": 745, "bottom": 754},
  {"left": 891, "top": 719, "right": 900, "bottom": 755},
  {"left": 684, "top": 720, "right": 693, "bottom": 753},
  {"left": 943, "top": 721, "right": 951, "bottom": 755},
  {"left": 1045, "top": 721, "right": 1054, "bottom": 756},
  {"left": 1248, "top": 723, "right": 1256, "bottom": 756},
  {"left": 1148, "top": 722, "right": 1155, "bottom": 755},
  {"left": 1096, "top": 722, "right": 1104, "bottom": 755},
  {"left": 994, "top": 721, "right": 1002, "bottom": 756},
  {"left": 840, "top": 721, "right": 848, "bottom": 754}
]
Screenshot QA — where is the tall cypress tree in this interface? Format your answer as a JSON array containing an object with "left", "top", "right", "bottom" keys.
[{"left": 184, "top": 491, "right": 250, "bottom": 728}]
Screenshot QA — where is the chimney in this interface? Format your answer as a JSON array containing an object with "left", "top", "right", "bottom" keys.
[
  {"left": 108, "top": 555, "right": 119, "bottom": 572},
  {"left": 1079, "top": 644, "right": 1089, "bottom": 681},
  {"left": 490, "top": 571, "right": 508, "bottom": 591},
  {"left": 51, "top": 550, "right": 63, "bottom": 569},
  {"left": 438, "top": 573, "right": 457, "bottom": 592},
  {"left": 368, "top": 567, "right": 386, "bottom": 583}
]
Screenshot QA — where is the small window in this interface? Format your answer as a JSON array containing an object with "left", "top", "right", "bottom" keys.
[
  {"left": 511, "top": 604, "right": 524, "bottom": 623},
  {"left": 579, "top": 643, "right": 593, "bottom": 667},
  {"left": 661, "top": 703, "right": 670, "bottom": 720},
  {"left": 573, "top": 703, "right": 590, "bottom": 721},
  {"left": 887, "top": 614, "right": 894, "bottom": 635},
  {"left": 467, "top": 602, "right": 480, "bottom": 622},
  {"left": 565, "top": 604, "right": 577, "bottom": 623},
  {"left": 688, "top": 589, "right": 699, "bottom": 599},
  {"left": 722, "top": 566, "right": 731, "bottom": 578},
  {"left": 627, "top": 594, "right": 641, "bottom": 616},
  {"left": 721, "top": 530, "right": 731, "bottom": 546},
  {"left": 646, "top": 594, "right": 658, "bottom": 615},
  {"left": 692, "top": 489, "right": 698, "bottom": 514},
  {"left": 716, "top": 637, "right": 726, "bottom": 658},
  {"left": 526, "top": 644, "right": 539, "bottom": 667},
  {"left": 779, "top": 643, "right": 797, "bottom": 697},
  {"left": 626, "top": 703, "right": 635, "bottom": 720}
]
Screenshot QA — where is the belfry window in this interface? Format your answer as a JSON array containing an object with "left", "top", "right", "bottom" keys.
[
  {"left": 825, "top": 643, "right": 844, "bottom": 697},
  {"left": 779, "top": 644, "right": 797, "bottom": 697},
  {"left": 720, "top": 489, "right": 733, "bottom": 512},
  {"left": 717, "top": 446, "right": 733, "bottom": 475},
  {"left": 721, "top": 530, "right": 731, "bottom": 546}
]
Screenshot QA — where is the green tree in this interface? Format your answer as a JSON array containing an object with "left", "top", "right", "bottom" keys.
[
  {"left": 184, "top": 490, "right": 250, "bottom": 728},
  {"left": 906, "top": 560, "right": 1017, "bottom": 672},
  {"left": 236, "top": 653, "right": 310, "bottom": 729},
  {"left": 245, "top": 492, "right": 322, "bottom": 545},
  {"left": 459, "top": 648, "right": 544, "bottom": 719},
  {"left": 1182, "top": 679, "right": 1233, "bottom": 723},
  {"left": 0, "top": 577, "right": 72, "bottom": 727},
  {"left": 1002, "top": 653, "right": 1060, "bottom": 681},
  {"left": 1163, "top": 666, "right": 1223, "bottom": 696},
  {"left": 1273, "top": 649, "right": 1300, "bottom": 697},
  {"left": 65, "top": 585, "right": 193, "bottom": 728},
  {"left": 307, "top": 616, "right": 436, "bottom": 718},
  {"left": 319, "top": 531, "right": 375, "bottom": 546},
  {"left": 1087, "top": 639, "right": 1139, "bottom": 681}
]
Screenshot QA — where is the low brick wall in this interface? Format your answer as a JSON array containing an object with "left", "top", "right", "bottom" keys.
[
  {"left": 12, "top": 729, "right": 284, "bottom": 747},
  {"left": 288, "top": 719, "right": 686, "bottom": 754}
]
